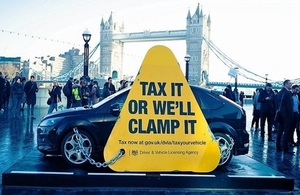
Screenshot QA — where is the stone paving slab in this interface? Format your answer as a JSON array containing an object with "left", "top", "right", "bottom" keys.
[{"left": 1, "top": 104, "right": 299, "bottom": 194}]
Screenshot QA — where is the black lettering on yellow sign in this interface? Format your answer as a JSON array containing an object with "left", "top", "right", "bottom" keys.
[
  {"left": 153, "top": 101, "right": 195, "bottom": 115},
  {"left": 127, "top": 81, "right": 196, "bottom": 134},
  {"left": 140, "top": 81, "right": 167, "bottom": 96},
  {"left": 128, "top": 119, "right": 196, "bottom": 134},
  {"left": 171, "top": 82, "right": 183, "bottom": 96},
  {"left": 140, "top": 81, "right": 183, "bottom": 96},
  {"left": 184, "top": 120, "right": 196, "bottom": 134},
  {"left": 128, "top": 100, "right": 148, "bottom": 114},
  {"left": 128, "top": 119, "right": 180, "bottom": 134}
]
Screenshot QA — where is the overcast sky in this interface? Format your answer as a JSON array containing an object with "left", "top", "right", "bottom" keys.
[{"left": 0, "top": 0, "right": 299, "bottom": 83}]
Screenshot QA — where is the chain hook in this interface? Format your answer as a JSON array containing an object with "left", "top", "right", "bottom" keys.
[{"left": 72, "top": 127, "right": 124, "bottom": 168}]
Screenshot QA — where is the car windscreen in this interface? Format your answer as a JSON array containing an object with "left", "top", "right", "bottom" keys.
[{"left": 191, "top": 87, "right": 224, "bottom": 110}]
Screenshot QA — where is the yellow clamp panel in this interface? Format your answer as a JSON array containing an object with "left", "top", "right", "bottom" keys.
[{"left": 104, "top": 45, "right": 220, "bottom": 172}]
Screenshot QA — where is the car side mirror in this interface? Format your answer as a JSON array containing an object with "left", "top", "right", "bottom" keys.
[{"left": 110, "top": 103, "right": 121, "bottom": 116}]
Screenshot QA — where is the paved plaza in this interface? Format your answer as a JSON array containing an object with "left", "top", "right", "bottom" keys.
[{"left": 0, "top": 104, "right": 299, "bottom": 194}]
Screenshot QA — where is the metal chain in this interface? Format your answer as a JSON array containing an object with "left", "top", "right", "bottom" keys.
[
  {"left": 225, "top": 134, "right": 235, "bottom": 159},
  {"left": 73, "top": 128, "right": 234, "bottom": 168},
  {"left": 73, "top": 127, "right": 124, "bottom": 168}
]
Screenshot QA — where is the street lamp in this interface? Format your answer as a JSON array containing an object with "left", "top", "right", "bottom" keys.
[
  {"left": 234, "top": 67, "right": 239, "bottom": 102},
  {"left": 82, "top": 29, "right": 91, "bottom": 81},
  {"left": 184, "top": 54, "right": 191, "bottom": 82},
  {"left": 265, "top": 73, "right": 268, "bottom": 84}
]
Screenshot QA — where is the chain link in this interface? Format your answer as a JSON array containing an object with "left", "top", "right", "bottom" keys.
[
  {"left": 224, "top": 134, "right": 235, "bottom": 160},
  {"left": 73, "top": 127, "right": 124, "bottom": 168}
]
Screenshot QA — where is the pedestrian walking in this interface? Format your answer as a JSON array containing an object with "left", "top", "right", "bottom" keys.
[
  {"left": 0, "top": 72, "right": 5, "bottom": 112},
  {"left": 47, "top": 80, "right": 62, "bottom": 114},
  {"left": 107, "top": 77, "right": 116, "bottom": 95},
  {"left": 223, "top": 85, "right": 236, "bottom": 102},
  {"left": 90, "top": 80, "right": 100, "bottom": 105},
  {"left": 251, "top": 88, "right": 262, "bottom": 131},
  {"left": 63, "top": 77, "right": 73, "bottom": 109},
  {"left": 3, "top": 75, "right": 11, "bottom": 110},
  {"left": 239, "top": 91, "right": 245, "bottom": 107},
  {"left": 11, "top": 71, "right": 21, "bottom": 85},
  {"left": 102, "top": 82, "right": 110, "bottom": 99},
  {"left": 24, "top": 75, "right": 39, "bottom": 119},
  {"left": 119, "top": 80, "right": 129, "bottom": 91},
  {"left": 258, "top": 83, "right": 276, "bottom": 141},
  {"left": 11, "top": 77, "right": 23, "bottom": 118},
  {"left": 276, "top": 79, "right": 294, "bottom": 154}
]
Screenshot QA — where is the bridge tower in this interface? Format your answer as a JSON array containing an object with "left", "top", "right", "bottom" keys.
[
  {"left": 100, "top": 12, "right": 124, "bottom": 80},
  {"left": 99, "top": 4, "right": 210, "bottom": 85},
  {"left": 186, "top": 3, "right": 210, "bottom": 86}
]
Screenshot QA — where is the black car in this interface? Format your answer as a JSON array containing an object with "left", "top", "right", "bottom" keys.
[{"left": 37, "top": 85, "right": 249, "bottom": 168}]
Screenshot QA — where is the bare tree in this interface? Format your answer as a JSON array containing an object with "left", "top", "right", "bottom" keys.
[{"left": 0, "top": 64, "right": 18, "bottom": 78}]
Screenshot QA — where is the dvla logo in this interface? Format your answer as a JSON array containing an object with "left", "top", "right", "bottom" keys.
[{"left": 131, "top": 150, "right": 138, "bottom": 156}]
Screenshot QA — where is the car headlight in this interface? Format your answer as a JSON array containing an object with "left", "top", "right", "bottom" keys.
[{"left": 39, "top": 117, "right": 64, "bottom": 127}]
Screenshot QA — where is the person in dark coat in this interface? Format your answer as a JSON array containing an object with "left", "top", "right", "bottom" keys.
[
  {"left": 11, "top": 77, "right": 23, "bottom": 118},
  {"left": 47, "top": 80, "right": 62, "bottom": 114},
  {"left": 11, "top": 71, "right": 21, "bottom": 84},
  {"left": 3, "top": 75, "right": 11, "bottom": 110},
  {"left": 102, "top": 82, "right": 111, "bottom": 99},
  {"left": 239, "top": 91, "right": 245, "bottom": 107},
  {"left": 223, "top": 85, "right": 236, "bottom": 102},
  {"left": 107, "top": 77, "right": 116, "bottom": 95},
  {"left": 24, "top": 75, "right": 39, "bottom": 119},
  {"left": 276, "top": 80, "right": 294, "bottom": 154},
  {"left": 258, "top": 83, "right": 275, "bottom": 141},
  {"left": 0, "top": 72, "right": 5, "bottom": 112},
  {"left": 258, "top": 83, "right": 276, "bottom": 141},
  {"left": 119, "top": 80, "right": 129, "bottom": 91}
]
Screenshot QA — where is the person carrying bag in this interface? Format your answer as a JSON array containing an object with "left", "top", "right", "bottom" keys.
[{"left": 47, "top": 80, "right": 62, "bottom": 114}]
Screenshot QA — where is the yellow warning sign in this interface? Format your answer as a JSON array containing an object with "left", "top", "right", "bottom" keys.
[{"left": 104, "top": 45, "right": 220, "bottom": 172}]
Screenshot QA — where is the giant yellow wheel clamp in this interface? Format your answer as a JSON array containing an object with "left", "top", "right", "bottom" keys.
[{"left": 104, "top": 45, "right": 220, "bottom": 172}]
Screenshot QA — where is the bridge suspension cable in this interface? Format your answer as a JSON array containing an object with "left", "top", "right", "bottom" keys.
[
  {"left": 203, "top": 37, "right": 275, "bottom": 84},
  {"left": 27, "top": 67, "right": 52, "bottom": 79},
  {"left": 54, "top": 41, "right": 100, "bottom": 81}
]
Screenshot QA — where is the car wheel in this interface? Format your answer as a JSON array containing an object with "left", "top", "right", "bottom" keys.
[
  {"left": 214, "top": 132, "right": 233, "bottom": 166},
  {"left": 61, "top": 130, "right": 94, "bottom": 166}
]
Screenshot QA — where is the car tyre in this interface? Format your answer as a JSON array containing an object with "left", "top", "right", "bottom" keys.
[
  {"left": 61, "top": 130, "right": 95, "bottom": 166},
  {"left": 214, "top": 132, "right": 233, "bottom": 167}
]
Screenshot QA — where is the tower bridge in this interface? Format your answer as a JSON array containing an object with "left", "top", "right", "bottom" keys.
[
  {"left": 12, "top": 3, "right": 294, "bottom": 91},
  {"left": 112, "top": 30, "right": 186, "bottom": 42},
  {"left": 100, "top": 4, "right": 209, "bottom": 86}
]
